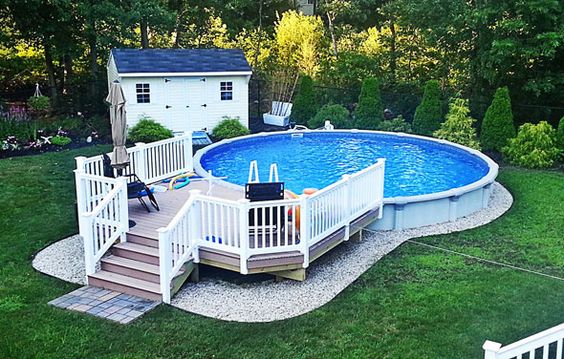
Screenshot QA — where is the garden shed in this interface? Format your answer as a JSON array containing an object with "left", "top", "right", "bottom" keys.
[{"left": 107, "top": 48, "right": 252, "bottom": 134}]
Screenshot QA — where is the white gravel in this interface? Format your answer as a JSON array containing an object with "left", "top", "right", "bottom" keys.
[
  {"left": 33, "top": 182, "right": 512, "bottom": 323},
  {"left": 32, "top": 234, "right": 86, "bottom": 285}
]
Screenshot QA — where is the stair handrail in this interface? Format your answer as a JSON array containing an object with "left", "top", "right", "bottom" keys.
[
  {"left": 483, "top": 323, "right": 564, "bottom": 359},
  {"left": 77, "top": 174, "right": 128, "bottom": 278}
]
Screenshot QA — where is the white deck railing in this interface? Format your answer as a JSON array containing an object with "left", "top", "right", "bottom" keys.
[
  {"left": 76, "top": 132, "right": 193, "bottom": 184},
  {"left": 75, "top": 175, "right": 128, "bottom": 275},
  {"left": 75, "top": 134, "right": 193, "bottom": 282},
  {"left": 483, "top": 323, "right": 564, "bottom": 359},
  {"left": 157, "top": 159, "right": 386, "bottom": 303}
]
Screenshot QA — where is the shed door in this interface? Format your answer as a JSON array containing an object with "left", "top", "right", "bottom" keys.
[{"left": 164, "top": 78, "right": 205, "bottom": 132}]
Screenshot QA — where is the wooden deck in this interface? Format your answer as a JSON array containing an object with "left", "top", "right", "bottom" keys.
[
  {"left": 128, "top": 180, "right": 244, "bottom": 239},
  {"left": 127, "top": 178, "right": 380, "bottom": 280}
]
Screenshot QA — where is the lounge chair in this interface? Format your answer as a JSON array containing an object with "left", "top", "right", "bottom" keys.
[{"left": 102, "top": 154, "right": 159, "bottom": 213}]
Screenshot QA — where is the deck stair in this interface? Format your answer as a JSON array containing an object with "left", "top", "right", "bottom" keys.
[{"left": 87, "top": 233, "right": 191, "bottom": 302}]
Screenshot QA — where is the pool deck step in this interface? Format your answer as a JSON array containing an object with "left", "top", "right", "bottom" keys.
[{"left": 88, "top": 271, "right": 161, "bottom": 301}]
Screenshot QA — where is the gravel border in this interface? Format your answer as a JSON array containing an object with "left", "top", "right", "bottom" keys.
[{"left": 33, "top": 182, "right": 512, "bottom": 322}]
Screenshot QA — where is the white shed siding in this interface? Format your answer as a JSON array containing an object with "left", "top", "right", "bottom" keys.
[
  {"left": 118, "top": 75, "right": 249, "bottom": 133},
  {"left": 106, "top": 55, "right": 120, "bottom": 88}
]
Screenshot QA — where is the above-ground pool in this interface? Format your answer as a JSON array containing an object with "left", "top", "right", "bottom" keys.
[{"left": 194, "top": 131, "right": 498, "bottom": 230}]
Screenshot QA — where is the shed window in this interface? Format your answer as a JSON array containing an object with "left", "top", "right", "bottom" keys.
[
  {"left": 220, "top": 81, "right": 233, "bottom": 101},
  {"left": 136, "top": 83, "right": 150, "bottom": 103}
]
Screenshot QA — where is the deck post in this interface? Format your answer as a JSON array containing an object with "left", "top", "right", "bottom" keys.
[
  {"left": 74, "top": 157, "right": 87, "bottom": 215},
  {"left": 157, "top": 227, "right": 172, "bottom": 303},
  {"left": 237, "top": 198, "right": 250, "bottom": 274},
  {"left": 377, "top": 159, "right": 386, "bottom": 219},
  {"left": 299, "top": 195, "right": 309, "bottom": 268},
  {"left": 342, "top": 174, "right": 351, "bottom": 241},
  {"left": 134, "top": 142, "right": 147, "bottom": 182},
  {"left": 189, "top": 190, "right": 202, "bottom": 263},
  {"left": 482, "top": 340, "right": 502, "bottom": 359},
  {"left": 118, "top": 177, "right": 129, "bottom": 243},
  {"left": 81, "top": 214, "right": 96, "bottom": 279},
  {"left": 183, "top": 131, "right": 193, "bottom": 172}
]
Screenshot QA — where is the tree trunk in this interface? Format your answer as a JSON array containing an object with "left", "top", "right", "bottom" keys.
[
  {"left": 63, "top": 53, "right": 73, "bottom": 94},
  {"left": 389, "top": 21, "right": 397, "bottom": 82},
  {"left": 89, "top": 34, "right": 98, "bottom": 102},
  {"left": 141, "top": 18, "right": 149, "bottom": 48},
  {"left": 43, "top": 39, "right": 58, "bottom": 108},
  {"left": 327, "top": 12, "right": 338, "bottom": 57}
]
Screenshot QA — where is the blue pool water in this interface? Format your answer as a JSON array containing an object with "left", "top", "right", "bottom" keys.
[{"left": 199, "top": 132, "right": 490, "bottom": 198}]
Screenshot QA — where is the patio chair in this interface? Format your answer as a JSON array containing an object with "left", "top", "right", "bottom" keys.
[{"left": 102, "top": 154, "right": 159, "bottom": 213}]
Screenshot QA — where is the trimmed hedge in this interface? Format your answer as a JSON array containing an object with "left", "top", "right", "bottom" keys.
[
  {"left": 433, "top": 98, "right": 480, "bottom": 149},
  {"left": 291, "top": 75, "right": 318, "bottom": 125},
  {"left": 128, "top": 117, "right": 173, "bottom": 143},
  {"left": 354, "top": 77, "right": 383, "bottom": 130},
  {"left": 212, "top": 117, "right": 249, "bottom": 140},
  {"left": 481, "top": 87, "right": 515, "bottom": 152},
  {"left": 503, "top": 121, "right": 558, "bottom": 168},
  {"left": 412, "top": 80, "right": 442, "bottom": 135},
  {"left": 309, "top": 104, "right": 350, "bottom": 129}
]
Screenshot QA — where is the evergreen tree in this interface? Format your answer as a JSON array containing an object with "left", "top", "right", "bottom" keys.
[
  {"left": 434, "top": 98, "right": 480, "bottom": 149},
  {"left": 413, "top": 80, "right": 442, "bottom": 135},
  {"left": 291, "top": 75, "right": 318, "bottom": 125},
  {"left": 354, "top": 77, "right": 383, "bottom": 130},
  {"left": 481, "top": 87, "right": 515, "bottom": 152}
]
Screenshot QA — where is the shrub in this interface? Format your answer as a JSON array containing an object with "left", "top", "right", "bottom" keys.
[
  {"left": 412, "top": 80, "right": 442, "bottom": 136},
  {"left": 557, "top": 117, "right": 564, "bottom": 150},
  {"left": 354, "top": 77, "right": 383, "bottom": 130},
  {"left": 433, "top": 98, "right": 480, "bottom": 149},
  {"left": 212, "top": 117, "right": 249, "bottom": 140},
  {"left": 503, "top": 121, "right": 558, "bottom": 168},
  {"left": 27, "top": 96, "right": 50, "bottom": 112},
  {"left": 51, "top": 135, "right": 72, "bottom": 146},
  {"left": 375, "top": 115, "right": 412, "bottom": 133},
  {"left": 481, "top": 87, "right": 515, "bottom": 152},
  {"left": 309, "top": 104, "right": 350, "bottom": 129},
  {"left": 291, "top": 75, "right": 318, "bottom": 125},
  {"left": 128, "top": 117, "right": 173, "bottom": 143}
]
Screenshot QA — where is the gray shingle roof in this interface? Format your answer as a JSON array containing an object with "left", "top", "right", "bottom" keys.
[{"left": 111, "top": 48, "right": 251, "bottom": 74}]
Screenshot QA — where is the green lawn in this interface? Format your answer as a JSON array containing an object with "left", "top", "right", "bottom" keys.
[{"left": 0, "top": 147, "right": 562, "bottom": 358}]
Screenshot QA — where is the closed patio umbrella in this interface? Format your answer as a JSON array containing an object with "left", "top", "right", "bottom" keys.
[{"left": 106, "top": 81, "right": 130, "bottom": 170}]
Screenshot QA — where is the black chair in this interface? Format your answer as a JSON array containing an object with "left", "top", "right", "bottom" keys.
[{"left": 102, "top": 154, "right": 159, "bottom": 213}]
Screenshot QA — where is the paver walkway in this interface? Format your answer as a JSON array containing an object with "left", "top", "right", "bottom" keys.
[{"left": 49, "top": 286, "right": 159, "bottom": 324}]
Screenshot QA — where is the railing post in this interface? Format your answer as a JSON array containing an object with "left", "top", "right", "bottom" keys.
[
  {"left": 377, "top": 158, "right": 386, "bottom": 218},
  {"left": 157, "top": 227, "right": 172, "bottom": 303},
  {"left": 81, "top": 215, "right": 96, "bottom": 279},
  {"left": 183, "top": 131, "right": 193, "bottom": 172},
  {"left": 74, "top": 157, "right": 87, "bottom": 215},
  {"left": 342, "top": 174, "right": 352, "bottom": 240},
  {"left": 118, "top": 177, "right": 129, "bottom": 243},
  {"left": 237, "top": 198, "right": 250, "bottom": 274},
  {"left": 189, "top": 190, "right": 202, "bottom": 263},
  {"left": 482, "top": 340, "right": 502, "bottom": 359},
  {"left": 299, "top": 195, "right": 309, "bottom": 268},
  {"left": 134, "top": 142, "right": 147, "bottom": 182}
]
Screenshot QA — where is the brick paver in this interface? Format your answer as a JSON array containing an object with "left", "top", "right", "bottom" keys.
[{"left": 49, "top": 286, "right": 160, "bottom": 324}]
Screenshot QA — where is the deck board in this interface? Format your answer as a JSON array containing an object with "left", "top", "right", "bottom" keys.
[{"left": 128, "top": 180, "right": 244, "bottom": 239}]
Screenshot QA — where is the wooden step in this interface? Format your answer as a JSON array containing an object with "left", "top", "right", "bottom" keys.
[
  {"left": 127, "top": 233, "right": 158, "bottom": 248},
  {"left": 101, "top": 255, "right": 160, "bottom": 283},
  {"left": 112, "top": 242, "right": 159, "bottom": 265},
  {"left": 88, "top": 270, "right": 161, "bottom": 301}
]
